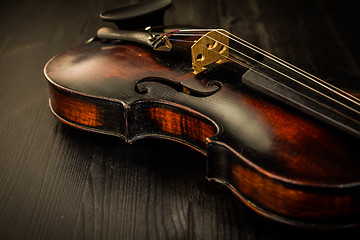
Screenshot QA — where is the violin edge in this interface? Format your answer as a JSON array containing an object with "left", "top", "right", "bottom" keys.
[{"left": 207, "top": 176, "right": 360, "bottom": 230}]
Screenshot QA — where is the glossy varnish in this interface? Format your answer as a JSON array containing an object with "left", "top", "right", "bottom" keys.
[
  {"left": 3, "top": 0, "right": 360, "bottom": 238},
  {"left": 45, "top": 39, "right": 360, "bottom": 228}
]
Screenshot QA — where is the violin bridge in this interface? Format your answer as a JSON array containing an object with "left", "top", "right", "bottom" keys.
[{"left": 191, "top": 29, "right": 229, "bottom": 74}]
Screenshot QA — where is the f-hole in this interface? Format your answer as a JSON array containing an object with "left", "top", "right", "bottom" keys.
[{"left": 135, "top": 77, "right": 222, "bottom": 97}]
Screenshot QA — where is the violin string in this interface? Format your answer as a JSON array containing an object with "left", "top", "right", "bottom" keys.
[
  {"left": 214, "top": 29, "right": 360, "bottom": 104},
  {"left": 172, "top": 30, "right": 353, "bottom": 93},
  {"left": 179, "top": 29, "right": 360, "bottom": 105},
  {"left": 165, "top": 38, "right": 195, "bottom": 43},
  {"left": 173, "top": 29, "right": 360, "bottom": 104},
  {"left": 166, "top": 37, "right": 359, "bottom": 123},
  {"left": 167, "top": 31, "right": 360, "bottom": 115},
  {"left": 169, "top": 29, "right": 360, "bottom": 106},
  {"left": 167, "top": 35, "right": 360, "bottom": 117},
  {"left": 224, "top": 56, "right": 360, "bottom": 123}
]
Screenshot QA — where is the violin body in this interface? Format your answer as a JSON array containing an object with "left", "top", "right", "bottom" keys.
[{"left": 45, "top": 38, "right": 360, "bottom": 228}]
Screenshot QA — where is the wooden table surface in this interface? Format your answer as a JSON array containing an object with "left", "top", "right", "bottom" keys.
[{"left": 1, "top": 0, "right": 360, "bottom": 239}]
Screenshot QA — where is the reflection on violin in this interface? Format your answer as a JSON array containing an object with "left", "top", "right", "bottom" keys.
[{"left": 44, "top": 0, "right": 360, "bottom": 229}]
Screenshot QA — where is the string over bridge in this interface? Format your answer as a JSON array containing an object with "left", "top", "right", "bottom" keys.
[{"left": 191, "top": 29, "right": 229, "bottom": 74}]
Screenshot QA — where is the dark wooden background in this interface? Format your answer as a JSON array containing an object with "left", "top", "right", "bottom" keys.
[{"left": 1, "top": 0, "right": 360, "bottom": 239}]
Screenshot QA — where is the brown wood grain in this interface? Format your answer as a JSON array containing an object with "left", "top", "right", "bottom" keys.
[
  {"left": 1, "top": 0, "right": 360, "bottom": 239},
  {"left": 45, "top": 36, "right": 360, "bottom": 227}
]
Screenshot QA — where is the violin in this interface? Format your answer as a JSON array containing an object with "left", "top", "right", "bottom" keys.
[{"left": 44, "top": 0, "right": 360, "bottom": 228}]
